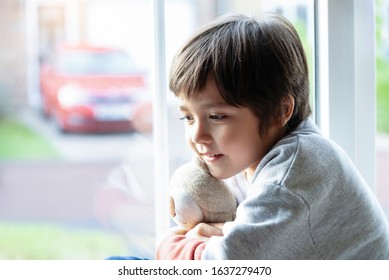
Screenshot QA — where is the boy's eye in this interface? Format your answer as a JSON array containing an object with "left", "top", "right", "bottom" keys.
[
  {"left": 179, "top": 115, "right": 193, "bottom": 122},
  {"left": 209, "top": 114, "right": 227, "bottom": 121}
]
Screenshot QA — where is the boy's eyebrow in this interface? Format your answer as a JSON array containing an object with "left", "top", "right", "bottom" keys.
[
  {"left": 178, "top": 105, "right": 189, "bottom": 111},
  {"left": 179, "top": 102, "right": 230, "bottom": 111}
]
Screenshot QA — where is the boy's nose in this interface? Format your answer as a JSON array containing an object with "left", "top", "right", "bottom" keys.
[{"left": 190, "top": 121, "right": 212, "bottom": 144}]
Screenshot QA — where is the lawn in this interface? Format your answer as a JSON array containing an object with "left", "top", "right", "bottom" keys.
[
  {"left": 0, "top": 118, "right": 59, "bottom": 160},
  {"left": 0, "top": 222, "right": 129, "bottom": 260}
]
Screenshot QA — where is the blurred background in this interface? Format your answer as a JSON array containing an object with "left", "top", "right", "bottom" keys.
[{"left": 0, "top": 0, "right": 388, "bottom": 259}]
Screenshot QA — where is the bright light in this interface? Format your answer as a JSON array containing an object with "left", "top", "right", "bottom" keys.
[{"left": 58, "top": 84, "right": 89, "bottom": 107}]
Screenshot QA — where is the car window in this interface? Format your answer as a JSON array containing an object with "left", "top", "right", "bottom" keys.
[{"left": 55, "top": 51, "right": 137, "bottom": 75}]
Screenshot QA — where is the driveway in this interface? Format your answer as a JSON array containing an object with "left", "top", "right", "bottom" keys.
[{"left": 0, "top": 161, "right": 116, "bottom": 224}]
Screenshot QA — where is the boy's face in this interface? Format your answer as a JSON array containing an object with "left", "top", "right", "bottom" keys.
[{"left": 178, "top": 78, "right": 285, "bottom": 180}]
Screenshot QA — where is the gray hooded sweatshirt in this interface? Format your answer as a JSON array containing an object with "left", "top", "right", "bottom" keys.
[{"left": 202, "top": 119, "right": 389, "bottom": 259}]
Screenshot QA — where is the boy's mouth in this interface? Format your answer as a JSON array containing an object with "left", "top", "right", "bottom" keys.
[{"left": 202, "top": 153, "right": 223, "bottom": 162}]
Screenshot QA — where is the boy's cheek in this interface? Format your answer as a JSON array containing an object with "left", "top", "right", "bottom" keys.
[
  {"left": 185, "top": 134, "right": 195, "bottom": 148},
  {"left": 188, "top": 143, "right": 198, "bottom": 155}
]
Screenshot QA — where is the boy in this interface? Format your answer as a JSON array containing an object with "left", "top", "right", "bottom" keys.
[{"left": 156, "top": 13, "right": 389, "bottom": 259}]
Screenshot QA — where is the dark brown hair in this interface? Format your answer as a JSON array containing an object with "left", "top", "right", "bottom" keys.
[{"left": 169, "top": 13, "right": 311, "bottom": 134}]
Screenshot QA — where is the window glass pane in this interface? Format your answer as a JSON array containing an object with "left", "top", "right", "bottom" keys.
[
  {"left": 376, "top": 0, "right": 389, "bottom": 221},
  {"left": 0, "top": 0, "right": 155, "bottom": 259}
]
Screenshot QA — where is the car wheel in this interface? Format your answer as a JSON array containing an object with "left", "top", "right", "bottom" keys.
[
  {"left": 53, "top": 111, "right": 68, "bottom": 134},
  {"left": 40, "top": 94, "right": 51, "bottom": 119}
]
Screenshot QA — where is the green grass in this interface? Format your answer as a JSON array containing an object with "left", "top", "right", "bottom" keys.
[
  {"left": 0, "top": 222, "right": 129, "bottom": 260},
  {"left": 377, "top": 57, "right": 389, "bottom": 133},
  {"left": 0, "top": 118, "right": 59, "bottom": 160}
]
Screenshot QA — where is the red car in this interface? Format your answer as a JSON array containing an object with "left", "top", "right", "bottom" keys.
[{"left": 40, "top": 44, "right": 151, "bottom": 133}]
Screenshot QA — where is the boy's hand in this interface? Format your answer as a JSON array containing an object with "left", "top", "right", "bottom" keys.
[
  {"left": 185, "top": 223, "right": 224, "bottom": 241},
  {"left": 156, "top": 225, "right": 187, "bottom": 245}
]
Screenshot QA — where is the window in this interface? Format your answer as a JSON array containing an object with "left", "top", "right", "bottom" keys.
[{"left": 0, "top": 0, "right": 385, "bottom": 260}]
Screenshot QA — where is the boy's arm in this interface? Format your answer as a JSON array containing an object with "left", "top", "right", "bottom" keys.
[
  {"left": 156, "top": 223, "right": 223, "bottom": 260},
  {"left": 156, "top": 234, "right": 206, "bottom": 260}
]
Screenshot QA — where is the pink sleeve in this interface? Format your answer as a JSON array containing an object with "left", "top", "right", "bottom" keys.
[{"left": 156, "top": 235, "right": 206, "bottom": 260}]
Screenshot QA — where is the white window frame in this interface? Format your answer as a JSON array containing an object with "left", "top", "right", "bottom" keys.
[
  {"left": 153, "top": 0, "right": 171, "bottom": 242},
  {"left": 315, "top": 0, "right": 376, "bottom": 190}
]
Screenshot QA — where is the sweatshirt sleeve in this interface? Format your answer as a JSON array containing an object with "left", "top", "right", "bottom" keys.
[{"left": 156, "top": 235, "right": 206, "bottom": 260}]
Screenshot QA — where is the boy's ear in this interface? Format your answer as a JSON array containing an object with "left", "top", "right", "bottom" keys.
[{"left": 279, "top": 94, "right": 295, "bottom": 127}]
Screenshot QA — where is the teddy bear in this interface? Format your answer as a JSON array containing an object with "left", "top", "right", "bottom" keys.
[{"left": 169, "top": 156, "right": 237, "bottom": 229}]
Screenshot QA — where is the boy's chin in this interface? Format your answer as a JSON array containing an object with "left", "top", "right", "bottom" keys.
[{"left": 208, "top": 169, "right": 229, "bottom": 180}]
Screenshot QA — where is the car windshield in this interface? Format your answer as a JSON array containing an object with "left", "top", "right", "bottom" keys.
[{"left": 55, "top": 50, "right": 137, "bottom": 75}]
